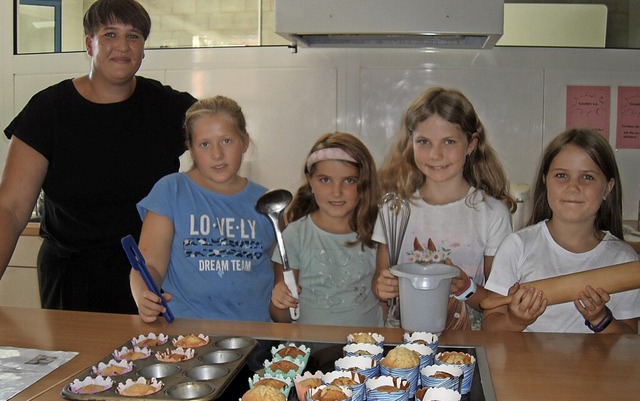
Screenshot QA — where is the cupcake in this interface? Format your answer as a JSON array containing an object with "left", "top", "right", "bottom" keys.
[
  {"left": 241, "top": 385, "right": 286, "bottom": 401},
  {"left": 334, "top": 355, "right": 379, "bottom": 379},
  {"left": 172, "top": 334, "right": 209, "bottom": 348},
  {"left": 91, "top": 359, "right": 133, "bottom": 377},
  {"left": 271, "top": 343, "right": 311, "bottom": 369},
  {"left": 322, "top": 370, "right": 365, "bottom": 401},
  {"left": 294, "top": 371, "right": 324, "bottom": 401},
  {"left": 308, "top": 384, "right": 352, "bottom": 401},
  {"left": 116, "top": 377, "right": 162, "bottom": 396},
  {"left": 249, "top": 373, "right": 293, "bottom": 399},
  {"left": 380, "top": 346, "right": 420, "bottom": 369},
  {"left": 403, "top": 332, "right": 439, "bottom": 353},
  {"left": 112, "top": 346, "right": 151, "bottom": 361},
  {"left": 364, "top": 375, "right": 409, "bottom": 400},
  {"left": 69, "top": 376, "right": 113, "bottom": 395},
  {"left": 342, "top": 343, "right": 384, "bottom": 362},
  {"left": 131, "top": 333, "right": 168, "bottom": 348},
  {"left": 264, "top": 357, "right": 303, "bottom": 379},
  {"left": 155, "top": 347, "right": 195, "bottom": 362},
  {"left": 434, "top": 351, "right": 476, "bottom": 394},
  {"left": 347, "top": 332, "right": 384, "bottom": 347},
  {"left": 380, "top": 346, "right": 421, "bottom": 398},
  {"left": 420, "top": 364, "right": 463, "bottom": 392}
]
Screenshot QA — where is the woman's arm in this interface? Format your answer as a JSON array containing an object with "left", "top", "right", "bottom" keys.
[
  {"left": 130, "top": 211, "right": 174, "bottom": 323},
  {"left": 0, "top": 137, "right": 47, "bottom": 280}
]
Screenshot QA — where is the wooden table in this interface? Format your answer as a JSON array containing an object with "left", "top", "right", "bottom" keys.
[{"left": 2, "top": 306, "right": 639, "bottom": 401}]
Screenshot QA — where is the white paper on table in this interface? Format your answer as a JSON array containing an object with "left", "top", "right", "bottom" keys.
[{"left": 0, "top": 346, "right": 78, "bottom": 401}]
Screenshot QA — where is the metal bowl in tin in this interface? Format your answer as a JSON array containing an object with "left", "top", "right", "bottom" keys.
[
  {"left": 165, "top": 382, "right": 214, "bottom": 399},
  {"left": 201, "top": 350, "right": 242, "bottom": 364},
  {"left": 215, "top": 337, "right": 254, "bottom": 349},
  {"left": 184, "top": 365, "right": 229, "bottom": 381},
  {"left": 137, "top": 363, "right": 181, "bottom": 379}
]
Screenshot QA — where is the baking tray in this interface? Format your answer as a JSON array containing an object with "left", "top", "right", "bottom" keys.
[
  {"left": 60, "top": 335, "right": 258, "bottom": 401},
  {"left": 221, "top": 339, "right": 497, "bottom": 401}
]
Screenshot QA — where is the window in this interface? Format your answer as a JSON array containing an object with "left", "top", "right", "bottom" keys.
[{"left": 13, "top": 0, "right": 640, "bottom": 54}]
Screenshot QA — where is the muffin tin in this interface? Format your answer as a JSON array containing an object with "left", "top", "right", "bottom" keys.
[{"left": 61, "top": 334, "right": 257, "bottom": 401}]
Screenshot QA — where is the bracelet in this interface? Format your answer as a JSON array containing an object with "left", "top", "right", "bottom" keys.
[
  {"left": 585, "top": 306, "right": 614, "bottom": 332},
  {"left": 454, "top": 277, "right": 477, "bottom": 301}
]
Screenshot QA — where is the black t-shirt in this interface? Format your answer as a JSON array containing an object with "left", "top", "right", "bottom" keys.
[{"left": 4, "top": 76, "right": 197, "bottom": 252}]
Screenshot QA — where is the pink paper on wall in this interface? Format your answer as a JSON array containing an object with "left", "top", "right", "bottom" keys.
[
  {"left": 616, "top": 86, "right": 640, "bottom": 149},
  {"left": 566, "top": 85, "right": 610, "bottom": 139}
]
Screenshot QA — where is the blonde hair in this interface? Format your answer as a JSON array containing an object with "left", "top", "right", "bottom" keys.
[
  {"left": 287, "top": 132, "right": 380, "bottom": 248},
  {"left": 183, "top": 95, "right": 248, "bottom": 147},
  {"left": 379, "top": 87, "right": 516, "bottom": 212}
]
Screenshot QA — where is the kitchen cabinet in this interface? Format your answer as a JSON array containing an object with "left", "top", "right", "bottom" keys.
[{"left": 0, "top": 236, "right": 42, "bottom": 308}]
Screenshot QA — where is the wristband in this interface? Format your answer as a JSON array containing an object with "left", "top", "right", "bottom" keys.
[
  {"left": 585, "top": 306, "right": 613, "bottom": 333},
  {"left": 454, "top": 277, "right": 476, "bottom": 301}
]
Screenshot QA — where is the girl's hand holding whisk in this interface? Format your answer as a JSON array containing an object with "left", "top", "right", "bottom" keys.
[{"left": 374, "top": 267, "right": 399, "bottom": 301}]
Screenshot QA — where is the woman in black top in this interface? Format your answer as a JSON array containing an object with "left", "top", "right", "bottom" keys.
[{"left": 1, "top": 0, "right": 196, "bottom": 313}]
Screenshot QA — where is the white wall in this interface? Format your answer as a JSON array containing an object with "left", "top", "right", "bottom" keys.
[{"left": 1, "top": 0, "right": 639, "bottom": 221}]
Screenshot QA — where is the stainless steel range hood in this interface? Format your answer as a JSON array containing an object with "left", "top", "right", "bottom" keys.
[{"left": 275, "top": 0, "right": 504, "bottom": 49}]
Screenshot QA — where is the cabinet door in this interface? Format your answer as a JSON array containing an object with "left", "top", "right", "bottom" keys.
[{"left": 0, "top": 236, "right": 42, "bottom": 308}]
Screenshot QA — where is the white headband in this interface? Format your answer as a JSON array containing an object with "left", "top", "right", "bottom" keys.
[{"left": 306, "top": 148, "right": 357, "bottom": 171}]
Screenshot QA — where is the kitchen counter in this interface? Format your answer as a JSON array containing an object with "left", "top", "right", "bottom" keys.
[
  {"left": 2, "top": 306, "right": 640, "bottom": 401},
  {"left": 21, "top": 222, "right": 40, "bottom": 237}
]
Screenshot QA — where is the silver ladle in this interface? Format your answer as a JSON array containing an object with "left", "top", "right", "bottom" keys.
[{"left": 255, "top": 189, "right": 300, "bottom": 320}]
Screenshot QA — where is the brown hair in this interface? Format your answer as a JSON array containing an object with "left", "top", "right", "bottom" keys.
[
  {"left": 379, "top": 87, "right": 516, "bottom": 212},
  {"left": 287, "top": 132, "right": 380, "bottom": 248},
  {"left": 84, "top": 0, "right": 152, "bottom": 40},
  {"left": 528, "top": 127, "right": 623, "bottom": 239}
]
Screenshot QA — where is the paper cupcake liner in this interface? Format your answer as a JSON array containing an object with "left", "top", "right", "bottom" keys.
[
  {"left": 417, "top": 387, "right": 462, "bottom": 401},
  {"left": 322, "top": 370, "right": 366, "bottom": 401},
  {"left": 248, "top": 372, "right": 293, "bottom": 399},
  {"left": 116, "top": 377, "right": 163, "bottom": 396},
  {"left": 346, "top": 332, "right": 385, "bottom": 348},
  {"left": 263, "top": 356, "right": 304, "bottom": 380},
  {"left": 379, "top": 364, "right": 420, "bottom": 398},
  {"left": 271, "top": 343, "right": 311, "bottom": 369},
  {"left": 433, "top": 353, "right": 475, "bottom": 394},
  {"left": 402, "top": 332, "right": 439, "bottom": 354},
  {"left": 69, "top": 376, "right": 114, "bottom": 394},
  {"left": 343, "top": 343, "right": 384, "bottom": 362},
  {"left": 334, "top": 355, "right": 379, "bottom": 379},
  {"left": 294, "top": 371, "right": 324, "bottom": 401},
  {"left": 306, "top": 384, "right": 353, "bottom": 401},
  {"left": 365, "top": 376, "right": 410, "bottom": 401},
  {"left": 420, "top": 364, "right": 463, "bottom": 393},
  {"left": 131, "top": 333, "right": 168, "bottom": 348},
  {"left": 91, "top": 359, "right": 133, "bottom": 377}
]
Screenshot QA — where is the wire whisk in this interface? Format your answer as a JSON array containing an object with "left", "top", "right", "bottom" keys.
[{"left": 378, "top": 192, "right": 411, "bottom": 327}]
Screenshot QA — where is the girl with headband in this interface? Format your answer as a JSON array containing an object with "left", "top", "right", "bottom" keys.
[{"left": 270, "top": 132, "right": 384, "bottom": 326}]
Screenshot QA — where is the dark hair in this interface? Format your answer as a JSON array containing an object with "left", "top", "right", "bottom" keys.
[
  {"left": 183, "top": 95, "right": 248, "bottom": 147},
  {"left": 286, "top": 132, "right": 380, "bottom": 248},
  {"left": 84, "top": 0, "right": 151, "bottom": 40},
  {"left": 379, "top": 87, "right": 516, "bottom": 212},
  {"left": 528, "top": 127, "right": 623, "bottom": 239}
]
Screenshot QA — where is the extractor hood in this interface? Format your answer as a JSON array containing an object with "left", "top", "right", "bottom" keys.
[{"left": 275, "top": 0, "right": 504, "bottom": 49}]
